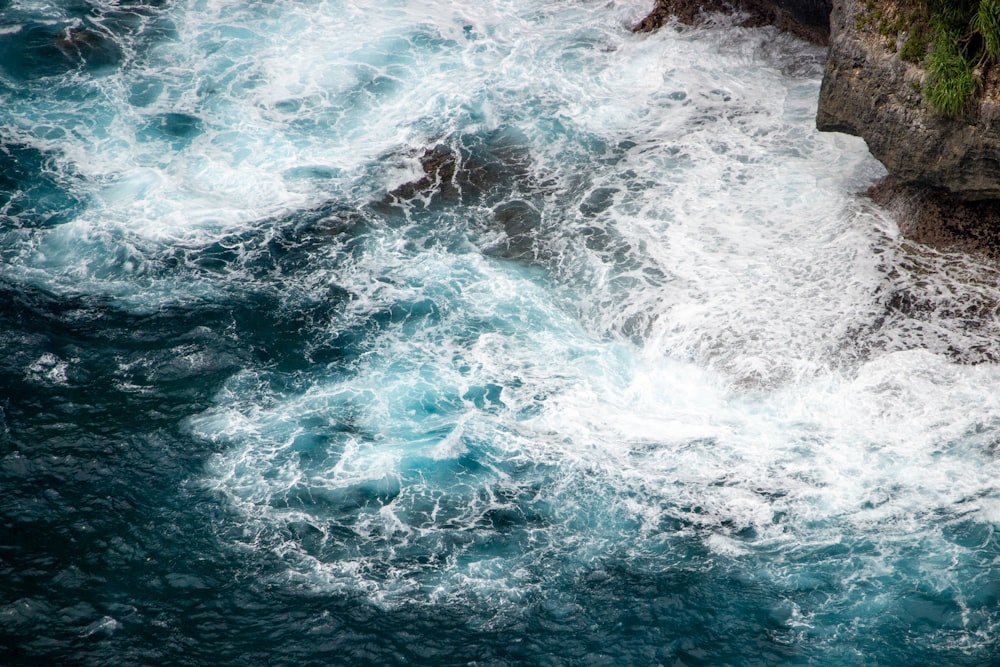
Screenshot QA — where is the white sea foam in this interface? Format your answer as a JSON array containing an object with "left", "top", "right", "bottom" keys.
[
  {"left": 26, "top": 352, "right": 70, "bottom": 385},
  {"left": 5, "top": 0, "right": 1000, "bottom": 643},
  {"left": 181, "top": 5, "right": 1000, "bottom": 619}
]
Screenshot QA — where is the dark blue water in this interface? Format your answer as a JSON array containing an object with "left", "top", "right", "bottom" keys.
[{"left": 3, "top": 1, "right": 1000, "bottom": 664}]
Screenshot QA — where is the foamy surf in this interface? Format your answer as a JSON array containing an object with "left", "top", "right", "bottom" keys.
[{"left": 4, "top": 0, "right": 1000, "bottom": 664}]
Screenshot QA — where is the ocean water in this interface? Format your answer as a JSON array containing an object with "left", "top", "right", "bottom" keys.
[{"left": 3, "top": 0, "right": 1000, "bottom": 664}]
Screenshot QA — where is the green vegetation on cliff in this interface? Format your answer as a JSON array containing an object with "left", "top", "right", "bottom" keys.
[{"left": 861, "top": 0, "right": 1000, "bottom": 115}]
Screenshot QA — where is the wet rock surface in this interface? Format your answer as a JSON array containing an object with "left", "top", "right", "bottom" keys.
[
  {"left": 867, "top": 178, "right": 1000, "bottom": 258},
  {"left": 632, "top": 0, "right": 832, "bottom": 45}
]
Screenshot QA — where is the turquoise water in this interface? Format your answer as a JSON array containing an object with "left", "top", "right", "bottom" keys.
[{"left": 3, "top": 1, "right": 1000, "bottom": 664}]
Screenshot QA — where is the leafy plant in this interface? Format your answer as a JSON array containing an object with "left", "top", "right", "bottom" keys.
[
  {"left": 860, "top": 1, "right": 999, "bottom": 114},
  {"left": 900, "top": 22, "right": 930, "bottom": 63},
  {"left": 922, "top": 0, "right": 1000, "bottom": 114},
  {"left": 973, "top": 0, "right": 1000, "bottom": 59},
  {"left": 924, "top": 26, "right": 979, "bottom": 114}
]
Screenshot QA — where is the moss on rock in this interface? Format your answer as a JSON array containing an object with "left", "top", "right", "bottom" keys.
[{"left": 856, "top": 0, "right": 1000, "bottom": 115}]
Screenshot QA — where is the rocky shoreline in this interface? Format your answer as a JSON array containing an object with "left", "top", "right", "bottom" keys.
[{"left": 635, "top": 0, "right": 1000, "bottom": 256}]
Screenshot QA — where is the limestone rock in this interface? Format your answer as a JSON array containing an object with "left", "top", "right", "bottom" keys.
[{"left": 816, "top": 0, "right": 1000, "bottom": 201}]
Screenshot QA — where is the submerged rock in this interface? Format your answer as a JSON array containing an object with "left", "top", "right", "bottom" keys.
[
  {"left": 376, "top": 130, "right": 553, "bottom": 261},
  {"left": 384, "top": 130, "right": 535, "bottom": 209},
  {"left": 52, "top": 26, "right": 123, "bottom": 71},
  {"left": 817, "top": 0, "right": 1000, "bottom": 202},
  {"left": 386, "top": 144, "right": 463, "bottom": 204},
  {"left": 485, "top": 199, "right": 543, "bottom": 260}
]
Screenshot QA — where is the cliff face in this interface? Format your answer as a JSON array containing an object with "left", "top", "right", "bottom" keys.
[{"left": 816, "top": 0, "right": 1000, "bottom": 202}]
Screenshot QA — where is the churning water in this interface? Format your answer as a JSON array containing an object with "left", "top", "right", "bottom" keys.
[{"left": 3, "top": 0, "right": 1000, "bottom": 664}]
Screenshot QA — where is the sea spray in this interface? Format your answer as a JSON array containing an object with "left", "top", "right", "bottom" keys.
[{"left": 2, "top": 1, "right": 1000, "bottom": 664}]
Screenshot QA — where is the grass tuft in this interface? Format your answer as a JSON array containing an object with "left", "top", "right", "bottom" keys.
[
  {"left": 905, "top": 0, "right": 1000, "bottom": 115},
  {"left": 973, "top": 0, "right": 1000, "bottom": 60},
  {"left": 924, "top": 29, "right": 979, "bottom": 115}
]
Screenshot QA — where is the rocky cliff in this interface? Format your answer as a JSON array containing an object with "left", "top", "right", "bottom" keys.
[{"left": 816, "top": 0, "right": 1000, "bottom": 202}]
